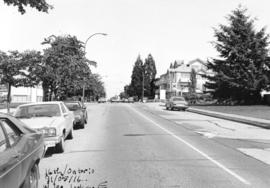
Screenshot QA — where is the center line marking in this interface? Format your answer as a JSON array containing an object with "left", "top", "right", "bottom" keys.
[{"left": 129, "top": 105, "right": 250, "bottom": 186}]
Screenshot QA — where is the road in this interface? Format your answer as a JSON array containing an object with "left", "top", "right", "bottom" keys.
[{"left": 39, "top": 103, "right": 270, "bottom": 188}]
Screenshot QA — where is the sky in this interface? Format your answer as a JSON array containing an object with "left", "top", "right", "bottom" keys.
[{"left": 1, "top": 0, "right": 270, "bottom": 98}]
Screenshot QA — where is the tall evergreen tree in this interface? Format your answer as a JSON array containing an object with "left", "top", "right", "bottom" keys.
[
  {"left": 205, "top": 6, "right": 270, "bottom": 104},
  {"left": 144, "top": 54, "right": 157, "bottom": 99},
  {"left": 130, "top": 56, "right": 144, "bottom": 99},
  {"left": 189, "top": 68, "right": 197, "bottom": 94}
]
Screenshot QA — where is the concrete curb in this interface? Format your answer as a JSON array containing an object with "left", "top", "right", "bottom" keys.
[{"left": 187, "top": 108, "right": 270, "bottom": 129}]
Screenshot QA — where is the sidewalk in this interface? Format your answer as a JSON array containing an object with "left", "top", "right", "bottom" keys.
[
  {"left": 142, "top": 102, "right": 270, "bottom": 129},
  {"left": 187, "top": 107, "right": 270, "bottom": 129}
]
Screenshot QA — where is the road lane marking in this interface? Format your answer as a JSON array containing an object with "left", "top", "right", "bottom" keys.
[{"left": 129, "top": 106, "right": 251, "bottom": 186}]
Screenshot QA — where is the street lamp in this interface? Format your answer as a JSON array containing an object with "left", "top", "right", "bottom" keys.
[{"left": 82, "top": 32, "right": 107, "bottom": 103}]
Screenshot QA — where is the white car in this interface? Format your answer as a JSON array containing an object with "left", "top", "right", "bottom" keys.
[{"left": 13, "top": 101, "right": 74, "bottom": 153}]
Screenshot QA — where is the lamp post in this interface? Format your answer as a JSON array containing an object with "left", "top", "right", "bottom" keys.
[{"left": 82, "top": 32, "right": 107, "bottom": 103}]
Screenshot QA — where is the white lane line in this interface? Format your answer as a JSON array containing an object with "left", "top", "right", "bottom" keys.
[{"left": 129, "top": 106, "right": 250, "bottom": 186}]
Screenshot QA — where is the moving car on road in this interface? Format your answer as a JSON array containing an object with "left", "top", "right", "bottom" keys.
[
  {"left": 0, "top": 113, "right": 45, "bottom": 188},
  {"left": 64, "top": 101, "right": 88, "bottom": 129},
  {"left": 165, "top": 96, "right": 189, "bottom": 111},
  {"left": 128, "top": 97, "right": 134, "bottom": 103},
  {"left": 98, "top": 98, "right": 106, "bottom": 103},
  {"left": 13, "top": 102, "right": 74, "bottom": 153}
]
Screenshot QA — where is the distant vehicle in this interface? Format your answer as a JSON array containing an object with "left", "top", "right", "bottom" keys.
[
  {"left": 128, "top": 97, "right": 134, "bottom": 103},
  {"left": 0, "top": 113, "right": 45, "bottom": 188},
  {"left": 165, "top": 96, "right": 189, "bottom": 111},
  {"left": 64, "top": 101, "right": 88, "bottom": 129},
  {"left": 142, "top": 97, "right": 148, "bottom": 103},
  {"left": 98, "top": 98, "right": 106, "bottom": 103},
  {"left": 13, "top": 101, "right": 74, "bottom": 153}
]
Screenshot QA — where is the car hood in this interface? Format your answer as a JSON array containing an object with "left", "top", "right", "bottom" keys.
[{"left": 19, "top": 117, "right": 62, "bottom": 129}]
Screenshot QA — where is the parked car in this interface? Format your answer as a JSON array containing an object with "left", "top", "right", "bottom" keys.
[
  {"left": 0, "top": 113, "right": 45, "bottom": 188},
  {"left": 165, "top": 96, "right": 189, "bottom": 111},
  {"left": 98, "top": 98, "right": 106, "bottom": 103},
  {"left": 64, "top": 101, "right": 88, "bottom": 129},
  {"left": 13, "top": 101, "right": 74, "bottom": 153}
]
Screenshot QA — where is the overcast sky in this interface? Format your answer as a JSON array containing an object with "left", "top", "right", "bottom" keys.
[{"left": 1, "top": 0, "right": 270, "bottom": 97}]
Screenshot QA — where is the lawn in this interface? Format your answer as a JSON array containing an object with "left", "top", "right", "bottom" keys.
[{"left": 192, "top": 105, "right": 270, "bottom": 120}]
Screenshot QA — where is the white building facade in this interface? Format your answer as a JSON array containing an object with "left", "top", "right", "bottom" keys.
[
  {"left": 0, "top": 84, "right": 43, "bottom": 103},
  {"left": 156, "top": 59, "right": 213, "bottom": 100}
]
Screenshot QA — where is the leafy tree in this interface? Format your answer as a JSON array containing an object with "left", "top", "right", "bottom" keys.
[
  {"left": 0, "top": 51, "right": 32, "bottom": 112},
  {"left": 205, "top": 6, "right": 270, "bottom": 104},
  {"left": 84, "top": 74, "right": 105, "bottom": 101},
  {"left": 39, "top": 35, "right": 91, "bottom": 101},
  {"left": 3, "top": 0, "right": 52, "bottom": 14}
]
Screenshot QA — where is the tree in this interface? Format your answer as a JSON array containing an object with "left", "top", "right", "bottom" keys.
[
  {"left": 205, "top": 6, "right": 270, "bottom": 104},
  {"left": 38, "top": 35, "right": 91, "bottom": 101},
  {"left": 189, "top": 68, "right": 197, "bottom": 94},
  {"left": 0, "top": 51, "right": 32, "bottom": 112},
  {"left": 84, "top": 74, "right": 105, "bottom": 101},
  {"left": 144, "top": 54, "right": 157, "bottom": 99},
  {"left": 130, "top": 55, "right": 144, "bottom": 99},
  {"left": 3, "top": 0, "right": 52, "bottom": 14}
]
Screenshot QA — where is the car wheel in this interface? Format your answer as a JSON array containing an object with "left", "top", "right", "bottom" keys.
[
  {"left": 81, "top": 121, "right": 85, "bottom": 129},
  {"left": 84, "top": 116, "right": 87, "bottom": 124},
  {"left": 21, "top": 164, "right": 39, "bottom": 188},
  {"left": 55, "top": 136, "right": 65, "bottom": 153},
  {"left": 67, "top": 128, "right": 73, "bottom": 139}
]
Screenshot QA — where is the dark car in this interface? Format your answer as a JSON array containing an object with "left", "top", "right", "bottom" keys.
[
  {"left": 165, "top": 96, "right": 189, "bottom": 111},
  {"left": 0, "top": 113, "right": 45, "bottom": 188},
  {"left": 64, "top": 101, "right": 88, "bottom": 129}
]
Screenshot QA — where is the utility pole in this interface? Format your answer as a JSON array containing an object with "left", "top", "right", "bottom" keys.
[{"left": 82, "top": 32, "right": 107, "bottom": 103}]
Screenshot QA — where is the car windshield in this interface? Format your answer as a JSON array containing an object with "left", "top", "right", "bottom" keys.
[
  {"left": 65, "top": 103, "right": 81, "bottom": 111},
  {"left": 14, "top": 104, "right": 61, "bottom": 118},
  {"left": 172, "top": 97, "right": 185, "bottom": 101}
]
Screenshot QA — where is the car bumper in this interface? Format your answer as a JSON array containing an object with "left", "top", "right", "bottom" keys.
[
  {"left": 173, "top": 105, "right": 188, "bottom": 109},
  {"left": 44, "top": 136, "right": 61, "bottom": 148},
  {"left": 74, "top": 117, "right": 84, "bottom": 125}
]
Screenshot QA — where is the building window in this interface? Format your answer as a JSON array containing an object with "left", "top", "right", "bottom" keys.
[
  {"left": 12, "top": 95, "right": 28, "bottom": 103},
  {"left": 36, "top": 96, "right": 43, "bottom": 102},
  {"left": 181, "top": 73, "right": 190, "bottom": 78}
]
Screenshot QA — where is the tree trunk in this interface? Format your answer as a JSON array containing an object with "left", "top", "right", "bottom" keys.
[{"left": 6, "top": 83, "right": 11, "bottom": 114}]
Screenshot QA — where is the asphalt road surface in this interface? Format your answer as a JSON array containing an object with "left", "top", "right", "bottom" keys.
[{"left": 39, "top": 103, "right": 270, "bottom": 188}]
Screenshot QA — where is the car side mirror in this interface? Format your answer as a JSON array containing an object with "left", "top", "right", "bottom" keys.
[
  {"left": 63, "top": 113, "right": 68, "bottom": 117},
  {"left": 82, "top": 106, "right": 86, "bottom": 109}
]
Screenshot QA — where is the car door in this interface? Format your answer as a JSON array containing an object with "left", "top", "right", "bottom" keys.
[
  {"left": 0, "top": 119, "right": 22, "bottom": 188},
  {"left": 80, "top": 102, "right": 87, "bottom": 120},
  {"left": 60, "top": 103, "right": 73, "bottom": 134}
]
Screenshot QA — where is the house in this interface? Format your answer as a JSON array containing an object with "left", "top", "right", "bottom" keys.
[
  {"left": 0, "top": 84, "right": 43, "bottom": 103},
  {"left": 155, "top": 58, "right": 213, "bottom": 100}
]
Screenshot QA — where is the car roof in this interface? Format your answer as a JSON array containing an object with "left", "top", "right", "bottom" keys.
[
  {"left": 64, "top": 101, "right": 80, "bottom": 103},
  {"left": 16, "top": 101, "right": 63, "bottom": 107},
  {"left": 171, "top": 96, "right": 185, "bottom": 99}
]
